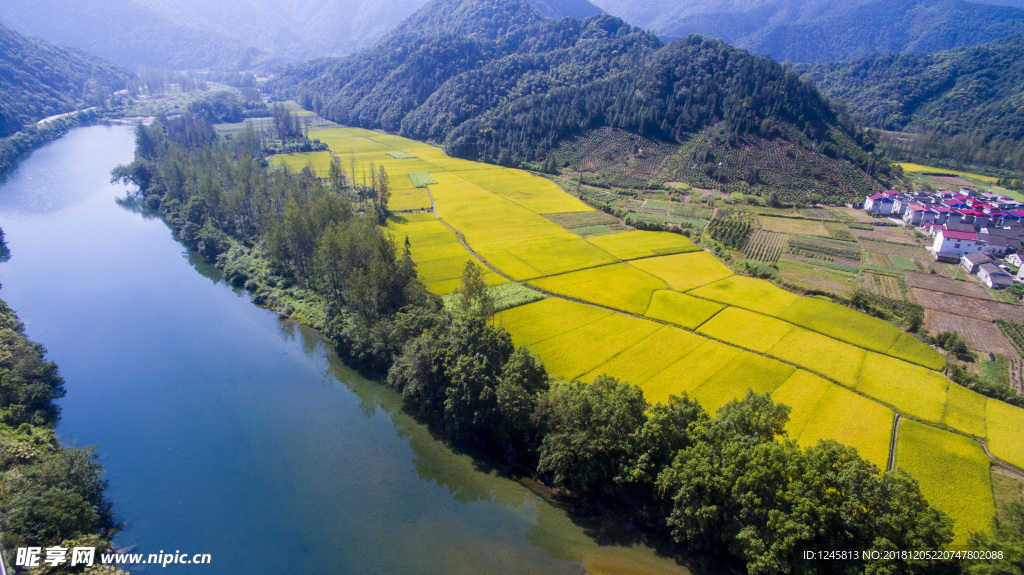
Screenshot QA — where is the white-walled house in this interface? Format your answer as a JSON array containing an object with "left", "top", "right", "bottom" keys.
[
  {"left": 978, "top": 263, "right": 1014, "bottom": 289},
  {"left": 864, "top": 193, "right": 894, "bottom": 215},
  {"left": 932, "top": 229, "right": 982, "bottom": 260}
]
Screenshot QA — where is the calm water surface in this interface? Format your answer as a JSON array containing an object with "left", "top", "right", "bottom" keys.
[{"left": 0, "top": 125, "right": 690, "bottom": 574}]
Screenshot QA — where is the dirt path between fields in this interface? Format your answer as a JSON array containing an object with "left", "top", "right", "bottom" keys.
[{"left": 424, "top": 187, "right": 1024, "bottom": 478}]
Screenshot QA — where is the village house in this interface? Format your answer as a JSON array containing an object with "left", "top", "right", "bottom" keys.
[
  {"left": 864, "top": 193, "right": 894, "bottom": 215},
  {"left": 904, "top": 205, "right": 936, "bottom": 226},
  {"left": 980, "top": 234, "right": 1022, "bottom": 258},
  {"left": 978, "top": 263, "right": 1015, "bottom": 289},
  {"left": 961, "top": 251, "right": 993, "bottom": 274},
  {"left": 932, "top": 228, "right": 982, "bottom": 261}
]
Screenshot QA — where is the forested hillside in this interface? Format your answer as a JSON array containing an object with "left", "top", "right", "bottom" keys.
[
  {"left": 803, "top": 33, "right": 1024, "bottom": 173},
  {"left": 0, "top": 23, "right": 127, "bottom": 138},
  {"left": 587, "top": 0, "right": 1024, "bottom": 63},
  {"left": 276, "top": 0, "right": 891, "bottom": 202}
]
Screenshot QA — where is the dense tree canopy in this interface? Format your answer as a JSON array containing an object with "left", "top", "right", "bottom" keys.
[
  {"left": 275, "top": 0, "right": 884, "bottom": 179},
  {"left": 803, "top": 33, "right": 1024, "bottom": 173},
  {"left": 0, "top": 22, "right": 127, "bottom": 138},
  {"left": 0, "top": 298, "right": 119, "bottom": 560}
]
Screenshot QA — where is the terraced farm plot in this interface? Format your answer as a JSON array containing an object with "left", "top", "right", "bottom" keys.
[
  {"left": 544, "top": 210, "right": 627, "bottom": 233},
  {"left": 767, "top": 328, "right": 867, "bottom": 387},
  {"left": 456, "top": 169, "right": 592, "bottom": 214},
  {"left": 779, "top": 297, "right": 907, "bottom": 357},
  {"left": 906, "top": 272, "right": 994, "bottom": 300},
  {"left": 311, "top": 129, "right": 395, "bottom": 153},
  {"left": 823, "top": 222, "right": 856, "bottom": 241},
  {"left": 986, "top": 400, "right": 1024, "bottom": 470},
  {"left": 795, "top": 384, "right": 894, "bottom": 469},
  {"left": 581, "top": 326, "right": 707, "bottom": 386},
  {"left": 495, "top": 298, "right": 614, "bottom": 347},
  {"left": 271, "top": 151, "right": 334, "bottom": 175},
  {"left": 743, "top": 229, "right": 787, "bottom": 264},
  {"left": 389, "top": 187, "right": 432, "bottom": 211},
  {"left": 886, "top": 333, "right": 945, "bottom": 371},
  {"left": 585, "top": 231, "right": 700, "bottom": 260},
  {"left": 759, "top": 216, "right": 829, "bottom": 236},
  {"left": 929, "top": 311, "right": 1014, "bottom": 356},
  {"left": 913, "top": 289, "right": 1024, "bottom": 324},
  {"left": 691, "top": 353, "right": 795, "bottom": 412},
  {"left": 530, "top": 264, "right": 667, "bottom": 315},
  {"left": 889, "top": 255, "right": 918, "bottom": 271},
  {"left": 409, "top": 172, "right": 438, "bottom": 187},
  {"left": 641, "top": 341, "right": 745, "bottom": 405},
  {"left": 644, "top": 291, "right": 724, "bottom": 329},
  {"left": 671, "top": 203, "right": 713, "bottom": 219},
  {"left": 689, "top": 276, "right": 800, "bottom": 317},
  {"left": 852, "top": 227, "right": 916, "bottom": 244},
  {"left": 777, "top": 261, "right": 857, "bottom": 296},
  {"left": 771, "top": 371, "right": 833, "bottom": 440},
  {"left": 857, "top": 353, "right": 949, "bottom": 424},
  {"left": 697, "top": 307, "right": 795, "bottom": 353},
  {"left": 385, "top": 214, "right": 504, "bottom": 294},
  {"left": 896, "top": 419, "right": 995, "bottom": 544},
  {"left": 897, "top": 162, "right": 999, "bottom": 183},
  {"left": 478, "top": 237, "right": 619, "bottom": 280},
  {"left": 861, "top": 272, "right": 909, "bottom": 301},
  {"left": 943, "top": 384, "right": 988, "bottom": 438},
  {"left": 528, "top": 313, "right": 662, "bottom": 381},
  {"left": 630, "top": 252, "right": 733, "bottom": 292}
]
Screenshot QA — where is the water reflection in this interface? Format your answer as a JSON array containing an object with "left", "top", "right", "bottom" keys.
[{"left": 0, "top": 125, "right": 696, "bottom": 575}]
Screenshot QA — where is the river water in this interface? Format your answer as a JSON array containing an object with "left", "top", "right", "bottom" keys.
[{"left": 0, "top": 125, "right": 689, "bottom": 574}]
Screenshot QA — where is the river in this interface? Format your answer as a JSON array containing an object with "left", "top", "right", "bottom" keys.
[{"left": 0, "top": 124, "right": 690, "bottom": 574}]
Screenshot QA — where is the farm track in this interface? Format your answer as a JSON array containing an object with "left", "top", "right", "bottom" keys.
[
  {"left": 981, "top": 442, "right": 1024, "bottom": 483},
  {"left": 888, "top": 415, "right": 903, "bottom": 472},
  {"left": 422, "top": 186, "right": 1024, "bottom": 479}
]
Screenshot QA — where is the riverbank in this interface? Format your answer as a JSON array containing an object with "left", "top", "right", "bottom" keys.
[
  {"left": 0, "top": 113, "right": 94, "bottom": 180},
  {"left": 2, "top": 123, "right": 702, "bottom": 574},
  {"left": 113, "top": 113, "right": 984, "bottom": 574},
  {"left": 0, "top": 295, "right": 122, "bottom": 569}
]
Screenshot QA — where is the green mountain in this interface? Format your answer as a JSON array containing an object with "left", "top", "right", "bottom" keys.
[
  {"left": 587, "top": 0, "right": 1024, "bottom": 63},
  {"left": 802, "top": 33, "right": 1024, "bottom": 173},
  {"left": 0, "top": 22, "right": 128, "bottom": 138},
  {"left": 276, "top": 0, "right": 890, "bottom": 203}
]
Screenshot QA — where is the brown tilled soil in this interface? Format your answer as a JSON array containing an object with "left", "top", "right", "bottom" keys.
[
  {"left": 1008, "top": 357, "right": 1024, "bottom": 396},
  {"left": 852, "top": 227, "right": 917, "bottom": 244},
  {"left": 925, "top": 310, "right": 1014, "bottom": 355},
  {"left": 906, "top": 272, "right": 994, "bottom": 300},
  {"left": 913, "top": 288, "right": 1024, "bottom": 322}
]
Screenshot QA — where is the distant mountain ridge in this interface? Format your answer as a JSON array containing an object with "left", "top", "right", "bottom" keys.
[
  {"left": 0, "top": 0, "right": 264, "bottom": 71},
  {"left": 0, "top": 22, "right": 128, "bottom": 138},
  {"left": 276, "top": 0, "right": 891, "bottom": 202},
  {"left": 587, "top": 0, "right": 1024, "bottom": 62},
  {"left": 0, "top": 0, "right": 602, "bottom": 71}
]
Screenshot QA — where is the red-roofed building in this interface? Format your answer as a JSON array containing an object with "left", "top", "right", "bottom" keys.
[
  {"left": 903, "top": 204, "right": 936, "bottom": 226},
  {"left": 932, "top": 228, "right": 982, "bottom": 260},
  {"left": 864, "top": 193, "right": 894, "bottom": 214},
  {"left": 932, "top": 207, "right": 955, "bottom": 225}
]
